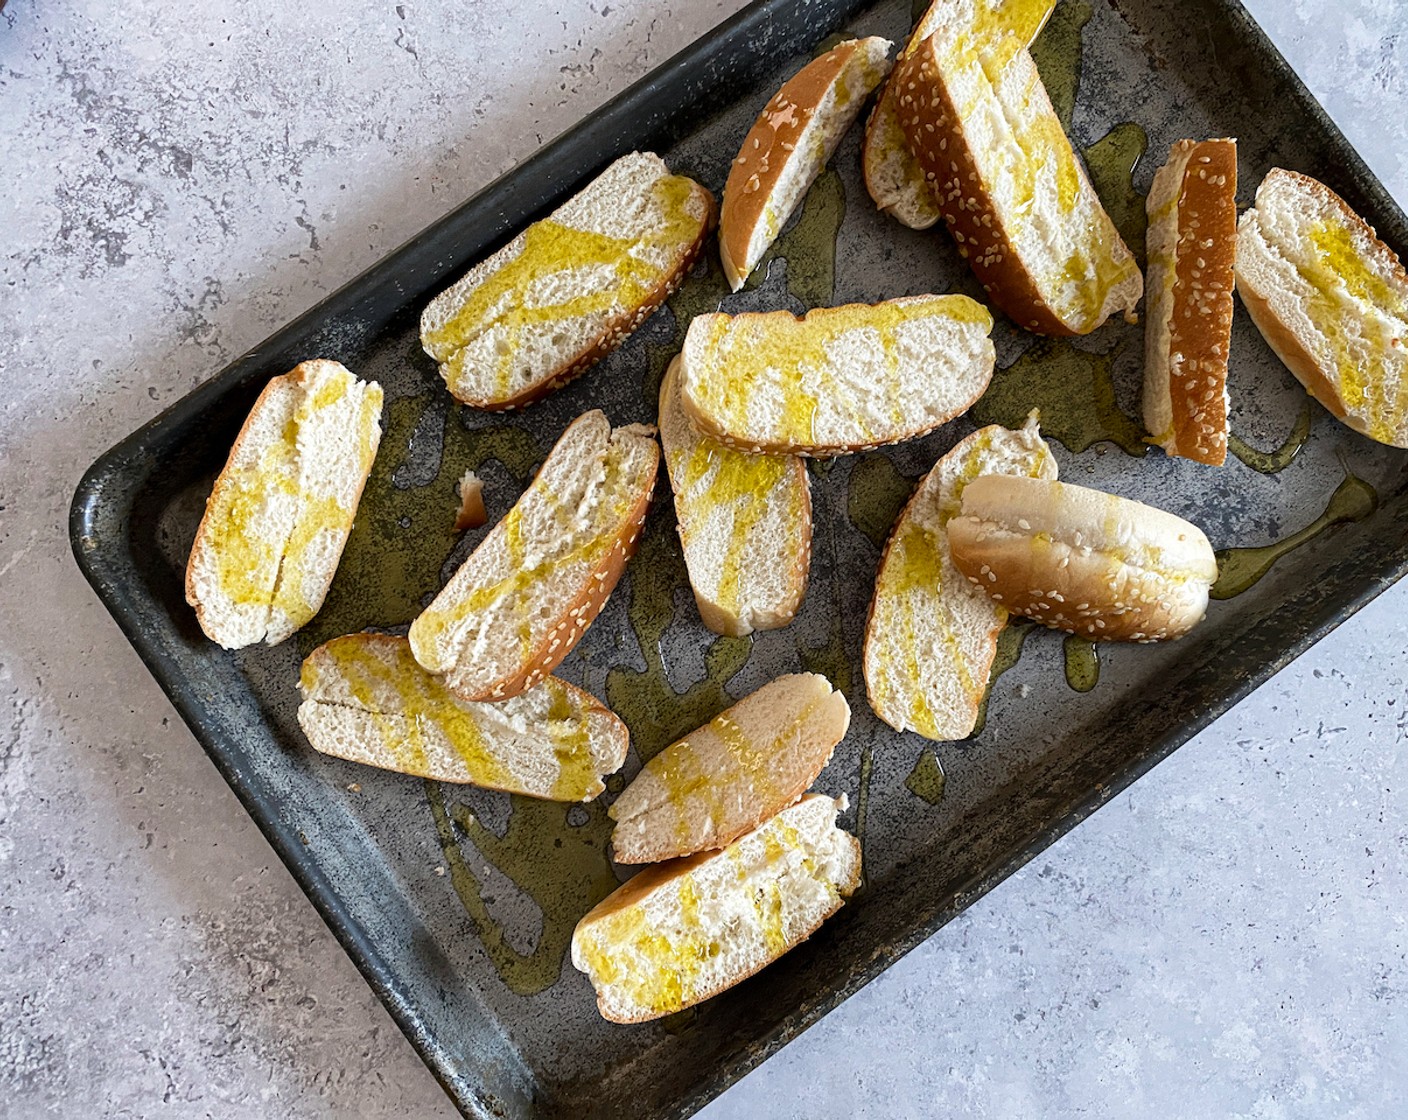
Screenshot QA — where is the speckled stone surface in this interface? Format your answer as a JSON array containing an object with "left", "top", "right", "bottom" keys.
[{"left": 3, "top": 1, "right": 1407, "bottom": 1117}]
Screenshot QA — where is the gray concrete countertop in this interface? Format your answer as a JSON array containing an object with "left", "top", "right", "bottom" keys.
[{"left": 3, "top": 1, "right": 1405, "bottom": 1116}]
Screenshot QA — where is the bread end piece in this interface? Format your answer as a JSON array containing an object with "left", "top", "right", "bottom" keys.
[
  {"left": 721, "top": 37, "right": 892, "bottom": 290},
  {"left": 947, "top": 476, "right": 1218, "bottom": 643},
  {"left": 572, "top": 794, "right": 860, "bottom": 1023},
  {"left": 1142, "top": 138, "right": 1238, "bottom": 466}
]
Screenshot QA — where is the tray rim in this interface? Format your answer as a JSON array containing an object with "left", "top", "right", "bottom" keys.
[{"left": 68, "top": 1, "right": 1408, "bottom": 1116}]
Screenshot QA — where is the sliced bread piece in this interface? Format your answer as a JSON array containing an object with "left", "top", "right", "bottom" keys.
[
  {"left": 679, "top": 295, "right": 995, "bottom": 456},
  {"left": 863, "top": 414, "right": 1056, "bottom": 741},
  {"left": 1143, "top": 138, "right": 1238, "bottom": 466},
  {"left": 863, "top": 0, "right": 1055, "bottom": 229},
  {"left": 408, "top": 410, "right": 659, "bottom": 701},
  {"left": 571, "top": 793, "right": 860, "bottom": 1023},
  {"left": 609, "top": 673, "right": 849, "bottom": 864},
  {"left": 186, "top": 359, "right": 383, "bottom": 649},
  {"left": 1236, "top": 168, "right": 1408, "bottom": 448},
  {"left": 421, "top": 152, "right": 716, "bottom": 410},
  {"left": 298, "top": 634, "right": 627, "bottom": 800},
  {"left": 892, "top": 29, "right": 1143, "bottom": 335},
  {"left": 659, "top": 357, "right": 811, "bottom": 637},
  {"left": 948, "top": 476, "right": 1218, "bottom": 642},
  {"left": 721, "top": 36, "right": 892, "bottom": 290}
]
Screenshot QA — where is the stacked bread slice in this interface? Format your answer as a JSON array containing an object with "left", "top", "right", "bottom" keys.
[
  {"left": 887, "top": 9, "right": 1142, "bottom": 335},
  {"left": 659, "top": 357, "right": 812, "bottom": 637},
  {"left": 573, "top": 676, "right": 859, "bottom": 1023},
  {"left": 864, "top": 0, "right": 1056, "bottom": 229},
  {"left": 721, "top": 36, "right": 892, "bottom": 289}
]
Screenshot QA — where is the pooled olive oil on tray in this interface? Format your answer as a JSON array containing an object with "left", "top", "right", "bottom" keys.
[{"left": 71, "top": 1, "right": 1408, "bottom": 1117}]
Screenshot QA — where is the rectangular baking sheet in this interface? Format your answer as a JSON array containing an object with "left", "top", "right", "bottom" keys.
[{"left": 70, "top": 0, "right": 1408, "bottom": 1116}]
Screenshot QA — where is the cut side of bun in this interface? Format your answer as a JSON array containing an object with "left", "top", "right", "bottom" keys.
[
  {"left": 297, "top": 634, "right": 627, "bottom": 801},
  {"left": 679, "top": 295, "right": 995, "bottom": 456},
  {"left": 572, "top": 793, "right": 860, "bottom": 1023},
  {"left": 408, "top": 410, "right": 658, "bottom": 702},
  {"left": 892, "top": 29, "right": 1142, "bottom": 336},
  {"left": 1236, "top": 167, "right": 1408, "bottom": 449},
  {"left": 1143, "top": 138, "right": 1238, "bottom": 466},
  {"left": 421, "top": 152, "right": 716, "bottom": 410},
  {"left": 947, "top": 475, "right": 1217, "bottom": 642},
  {"left": 186, "top": 359, "right": 383, "bottom": 649},
  {"left": 609, "top": 673, "right": 849, "bottom": 864},
  {"left": 863, "top": 0, "right": 1055, "bottom": 229},
  {"left": 863, "top": 414, "right": 1056, "bottom": 742},
  {"left": 659, "top": 358, "right": 811, "bottom": 637},
  {"left": 721, "top": 36, "right": 892, "bottom": 290}
]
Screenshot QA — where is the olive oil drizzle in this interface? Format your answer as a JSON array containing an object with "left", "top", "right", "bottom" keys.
[
  {"left": 904, "top": 750, "right": 947, "bottom": 805},
  {"left": 1030, "top": 0, "right": 1093, "bottom": 132},
  {"left": 1082, "top": 122, "right": 1149, "bottom": 264},
  {"left": 971, "top": 619, "right": 1036, "bottom": 736},
  {"left": 748, "top": 166, "right": 847, "bottom": 308},
  {"left": 854, "top": 743, "right": 874, "bottom": 880},
  {"left": 1062, "top": 634, "right": 1100, "bottom": 692},
  {"left": 1227, "top": 402, "right": 1314, "bottom": 474},
  {"left": 1212, "top": 473, "right": 1378, "bottom": 600},
  {"left": 605, "top": 500, "right": 752, "bottom": 763},
  {"left": 426, "top": 783, "right": 619, "bottom": 996},
  {"left": 847, "top": 454, "right": 919, "bottom": 551},
  {"left": 970, "top": 339, "right": 1146, "bottom": 456}
]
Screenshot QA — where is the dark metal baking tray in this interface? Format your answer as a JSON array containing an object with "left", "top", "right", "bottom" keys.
[{"left": 71, "top": 0, "right": 1408, "bottom": 1116}]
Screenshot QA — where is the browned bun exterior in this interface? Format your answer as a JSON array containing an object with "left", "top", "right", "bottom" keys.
[
  {"left": 946, "top": 476, "right": 1218, "bottom": 642},
  {"left": 1143, "top": 138, "right": 1238, "bottom": 466}
]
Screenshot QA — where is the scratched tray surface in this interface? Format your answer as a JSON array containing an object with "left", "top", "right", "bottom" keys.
[{"left": 73, "top": 0, "right": 1408, "bottom": 1116}]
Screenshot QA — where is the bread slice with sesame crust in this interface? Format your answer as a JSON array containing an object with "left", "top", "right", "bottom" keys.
[
  {"left": 659, "top": 357, "right": 811, "bottom": 637},
  {"left": 863, "top": 415, "right": 1056, "bottom": 742},
  {"left": 678, "top": 295, "right": 995, "bottom": 456},
  {"left": 186, "top": 359, "right": 383, "bottom": 649},
  {"left": 1143, "top": 138, "right": 1238, "bottom": 466},
  {"left": 947, "top": 476, "right": 1218, "bottom": 642},
  {"left": 572, "top": 793, "right": 861, "bottom": 1024},
  {"left": 408, "top": 410, "right": 658, "bottom": 702},
  {"left": 420, "top": 152, "right": 716, "bottom": 410},
  {"left": 863, "top": 0, "right": 1055, "bottom": 229},
  {"left": 609, "top": 673, "right": 849, "bottom": 863},
  {"left": 298, "top": 634, "right": 628, "bottom": 801},
  {"left": 1236, "top": 168, "right": 1408, "bottom": 449},
  {"left": 891, "top": 28, "right": 1142, "bottom": 336},
  {"left": 721, "top": 36, "right": 892, "bottom": 290}
]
